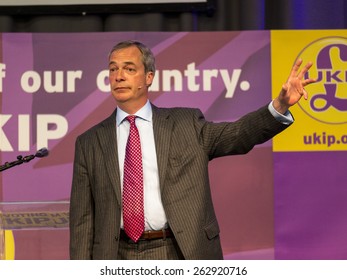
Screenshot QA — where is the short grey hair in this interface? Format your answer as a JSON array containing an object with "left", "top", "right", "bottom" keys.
[{"left": 108, "top": 40, "right": 156, "bottom": 74}]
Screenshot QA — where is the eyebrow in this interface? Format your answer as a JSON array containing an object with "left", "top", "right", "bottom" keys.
[{"left": 108, "top": 61, "right": 136, "bottom": 67}]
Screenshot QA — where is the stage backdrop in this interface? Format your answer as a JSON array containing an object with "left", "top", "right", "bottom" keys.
[{"left": 0, "top": 31, "right": 346, "bottom": 260}]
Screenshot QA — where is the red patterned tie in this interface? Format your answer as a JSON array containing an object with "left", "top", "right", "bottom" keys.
[{"left": 123, "top": 115, "right": 144, "bottom": 242}]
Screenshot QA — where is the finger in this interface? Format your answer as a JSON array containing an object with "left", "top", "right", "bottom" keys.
[
  {"left": 303, "top": 88, "right": 308, "bottom": 100},
  {"left": 297, "top": 61, "right": 313, "bottom": 79},
  {"left": 282, "top": 83, "right": 288, "bottom": 92},
  {"left": 302, "top": 77, "right": 317, "bottom": 87},
  {"left": 290, "top": 58, "right": 303, "bottom": 78}
]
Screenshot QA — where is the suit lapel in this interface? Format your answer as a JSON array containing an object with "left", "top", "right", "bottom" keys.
[
  {"left": 152, "top": 104, "right": 173, "bottom": 192},
  {"left": 97, "top": 110, "right": 122, "bottom": 205}
]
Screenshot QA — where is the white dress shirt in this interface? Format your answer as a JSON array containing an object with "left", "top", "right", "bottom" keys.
[{"left": 116, "top": 100, "right": 167, "bottom": 231}]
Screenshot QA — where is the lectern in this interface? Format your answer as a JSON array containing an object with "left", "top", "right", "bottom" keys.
[{"left": 0, "top": 201, "right": 69, "bottom": 260}]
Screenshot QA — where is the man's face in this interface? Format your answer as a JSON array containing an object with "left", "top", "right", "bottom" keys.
[{"left": 109, "top": 46, "right": 153, "bottom": 110}]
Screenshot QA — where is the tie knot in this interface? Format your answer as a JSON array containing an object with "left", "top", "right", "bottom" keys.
[{"left": 126, "top": 115, "right": 136, "bottom": 125}]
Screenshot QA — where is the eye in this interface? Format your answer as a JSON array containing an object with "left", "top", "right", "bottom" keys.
[{"left": 125, "top": 66, "right": 136, "bottom": 73}]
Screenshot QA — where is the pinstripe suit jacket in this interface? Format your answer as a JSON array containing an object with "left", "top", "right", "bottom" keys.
[{"left": 69, "top": 103, "right": 289, "bottom": 260}]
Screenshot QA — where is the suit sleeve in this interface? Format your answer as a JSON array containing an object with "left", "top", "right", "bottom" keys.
[
  {"left": 195, "top": 105, "right": 290, "bottom": 159},
  {"left": 69, "top": 136, "right": 94, "bottom": 259}
]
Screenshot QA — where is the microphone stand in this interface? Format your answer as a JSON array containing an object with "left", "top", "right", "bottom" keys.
[{"left": 0, "top": 151, "right": 45, "bottom": 172}]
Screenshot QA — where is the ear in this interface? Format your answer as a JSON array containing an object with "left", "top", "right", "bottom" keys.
[{"left": 146, "top": 71, "right": 154, "bottom": 87}]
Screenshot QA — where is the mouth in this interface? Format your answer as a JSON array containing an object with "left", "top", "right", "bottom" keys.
[{"left": 114, "top": 87, "right": 130, "bottom": 91}]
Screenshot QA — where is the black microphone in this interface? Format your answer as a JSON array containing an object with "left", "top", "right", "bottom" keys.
[
  {"left": 35, "top": 148, "right": 49, "bottom": 158},
  {"left": 1, "top": 148, "right": 50, "bottom": 172}
]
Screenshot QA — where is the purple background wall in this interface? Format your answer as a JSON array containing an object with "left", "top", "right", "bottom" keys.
[{"left": 1, "top": 31, "right": 346, "bottom": 259}]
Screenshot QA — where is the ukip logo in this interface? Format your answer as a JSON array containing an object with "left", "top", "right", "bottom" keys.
[{"left": 297, "top": 36, "right": 347, "bottom": 124}]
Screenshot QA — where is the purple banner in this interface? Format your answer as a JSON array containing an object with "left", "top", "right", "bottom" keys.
[{"left": 1, "top": 31, "right": 276, "bottom": 259}]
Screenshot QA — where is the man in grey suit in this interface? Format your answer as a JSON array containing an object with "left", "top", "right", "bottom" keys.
[{"left": 69, "top": 40, "right": 316, "bottom": 260}]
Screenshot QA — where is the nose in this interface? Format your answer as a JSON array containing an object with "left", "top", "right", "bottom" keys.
[{"left": 115, "top": 69, "right": 125, "bottom": 82}]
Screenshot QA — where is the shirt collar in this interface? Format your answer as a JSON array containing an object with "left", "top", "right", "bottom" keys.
[{"left": 116, "top": 99, "right": 152, "bottom": 126}]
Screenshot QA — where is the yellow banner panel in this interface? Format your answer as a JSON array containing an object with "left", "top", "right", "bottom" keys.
[{"left": 271, "top": 30, "right": 347, "bottom": 151}]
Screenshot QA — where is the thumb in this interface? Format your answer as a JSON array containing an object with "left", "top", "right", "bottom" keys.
[{"left": 282, "top": 83, "right": 288, "bottom": 92}]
